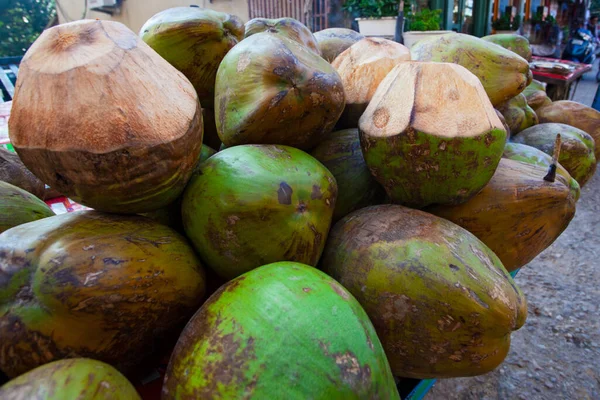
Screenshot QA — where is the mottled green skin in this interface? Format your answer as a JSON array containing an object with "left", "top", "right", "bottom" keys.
[
  {"left": 497, "top": 93, "right": 538, "bottom": 135},
  {"left": 360, "top": 128, "right": 507, "bottom": 208},
  {"left": 482, "top": 34, "right": 532, "bottom": 61},
  {"left": 182, "top": 145, "right": 337, "bottom": 280},
  {"left": 0, "top": 181, "right": 54, "bottom": 233},
  {"left": 321, "top": 205, "right": 527, "bottom": 379},
  {"left": 162, "top": 262, "right": 399, "bottom": 399},
  {"left": 0, "top": 211, "right": 206, "bottom": 377},
  {"left": 512, "top": 123, "right": 597, "bottom": 187},
  {"left": 215, "top": 32, "right": 345, "bottom": 150},
  {"left": 244, "top": 17, "right": 320, "bottom": 55},
  {"left": 140, "top": 7, "right": 244, "bottom": 108},
  {"left": 141, "top": 144, "right": 217, "bottom": 231},
  {"left": 0, "top": 358, "right": 140, "bottom": 399},
  {"left": 314, "top": 28, "right": 365, "bottom": 62},
  {"left": 411, "top": 33, "right": 530, "bottom": 106},
  {"left": 311, "top": 129, "right": 385, "bottom": 222},
  {"left": 503, "top": 142, "right": 580, "bottom": 200}
]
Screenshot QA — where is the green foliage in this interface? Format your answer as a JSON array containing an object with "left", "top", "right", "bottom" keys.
[
  {"left": 492, "top": 13, "right": 521, "bottom": 31},
  {"left": 406, "top": 8, "right": 441, "bottom": 31},
  {"left": 0, "top": 0, "right": 56, "bottom": 57},
  {"left": 342, "top": 0, "right": 399, "bottom": 18}
]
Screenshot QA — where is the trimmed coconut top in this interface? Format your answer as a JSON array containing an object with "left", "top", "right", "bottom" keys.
[
  {"left": 359, "top": 62, "right": 504, "bottom": 138},
  {"left": 9, "top": 20, "right": 199, "bottom": 153},
  {"left": 332, "top": 38, "right": 411, "bottom": 104}
]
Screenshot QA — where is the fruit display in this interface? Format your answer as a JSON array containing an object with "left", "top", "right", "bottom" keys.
[
  {"left": 428, "top": 158, "right": 577, "bottom": 272},
  {"left": 482, "top": 33, "right": 533, "bottom": 61},
  {"left": 314, "top": 27, "right": 364, "bottom": 62},
  {"left": 163, "top": 262, "right": 399, "bottom": 399},
  {"left": 359, "top": 62, "right": 507, "bottom": 208},
  {"left": 0, "top": 181, "right": 55, "bottom": 233},
  {"left": 215, "top": 32, "right": 345, "bottom": 150},
  {"left": 0, "top": 211, "right": 206, "bottom": 377},
  {"left": 411, "top": 33, "right": 531, "bottom": 106},
  {"left": 332, "top": 37, "right": 411, "bottom": 128},
  {"left": 0, "top": 359, "right": 141, "bottom": 399},
  {"left": 311, "top": 128, "right": 385, "bottom": 222},
  {"left": 244, "top": 17, "right": 321, "bottom": 55},
  {"left": 1, "top": 7, "right": 597, "bottom": 398},
  {"left": 321, "top": 205, "right": 527, "bottom": 378},
  {"left": 497, "top": 93, "right": 539, "bottom": 135},
  {"left": 535, "top": 101, "right": 600, "bottom": 160},
  {"left": 8, "top": 20, "right": 203, "bottom": 214},
  {"left": 182, "top": 145, "right": 337, "bottom": 280},
  {"left": 140, "top": 7, "right": 244, "bottom": 108},
  {"left": 512, "top": 123, "right": 597, "bottom": 187}
]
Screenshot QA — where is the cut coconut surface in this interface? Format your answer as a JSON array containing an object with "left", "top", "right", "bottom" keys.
[
  {"left": 333, "top": 37, "right": 410, "bottom": 128},
  {"left": 360, "top": 62, "right": 504, "bottom": 138},
  {"left": 359, "top": 61, "right": 507, "bottom": 208},
  {"left": 9, "top": 20, "right": 203, "bottom": 213}
]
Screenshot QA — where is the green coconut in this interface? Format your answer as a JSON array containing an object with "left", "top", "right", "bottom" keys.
[
  {"left": 182, "top": 145, "right": 337, "bottom": 280},
  {"left": 526, "top": 90, "right": 552, "bottom": 111},
  {"left": 314, "top": 27, "right": 365, "bottom": 62},
  {"left": 535, "top": 100, "right": 600, "bottom": 160},
  {"left": 482, "top": 33, "right": 532, "bottom": 61},
  {"left": 215, "top": 32, "right": 345, "bottom": 150},
  {"left": 310, "top": 129, "right": 385, "bottom": 222},
  {"left": 0, "top": 211, "right": 206, "bottom": 378},
  {"left": 244, "top": 17, "right": 320, "bottom": 55},
  {"left": 503, "top": 142, "right": 580, "bottom": 200},
  {"left": 0, "top": 358, "right": 141, "bottom": 399},
  {"left": 522, "top": 79, "right": 546, "bottom": 97},
  {"left": 411, "top": 33, "right": 531, "bottom": 106},
  {"left": 497, "top": 93, "right": 538, "bottom": 135},
  {"left": 140, "top": 6, "right": 244, "bottom": 108},
  {"left": 359, "top": 61, "right": 507, "bottom": 208},
  {"left": 0, "top": 181, "right": 55, "bottom": 233},
  {"left": 162, "top": 262, "right": 399, "bottom": 399},
  {"left": 320, "top": 204, "right": 527, "bottom": 379},
  {"left": 512, "top": 123, "right": 597, "bottom": 187}
]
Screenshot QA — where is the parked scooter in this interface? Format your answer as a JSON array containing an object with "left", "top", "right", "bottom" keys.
[{"left": 562, "top": 28, "right": 596, "bottom": 65}]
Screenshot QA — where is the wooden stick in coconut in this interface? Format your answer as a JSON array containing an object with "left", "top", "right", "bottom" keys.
[{"left": 544, "top": 134, "right": 562, "bottom": 182}]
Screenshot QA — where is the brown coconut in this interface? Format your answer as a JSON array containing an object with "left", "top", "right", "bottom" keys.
[
  {"left": 428, "top": 158, "right": 577, "bottom": 272},
  {"left": 333, "top": 38, "right": 411, "bottom": 129},
  {"left": 8, "top": 20, "right": 203, "bottom": 214}
]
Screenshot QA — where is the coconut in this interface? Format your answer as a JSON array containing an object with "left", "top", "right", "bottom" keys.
[
  {"left": 411, "top": 33, "right": 531, "bottom": 106},
  {"left": 536, "top": 101, "right": 600, "bottom": 160},
  {"left": 215, "top": 32, "right": 345, "bottom": 150},
  {"left": 0, "top": 359, "right": 140, "bottom": 399},
  {"left": 140, "top": 7, "right": 244, "bottom": 108},
  {"left": 244, "top": 17, "right": 320, "bottom": 55},
  {"left": 314, "top": 28, "right": 365, "bottom": 62},
  {"left": 332, "top": 37, "right": 411, "bottom": 129},
  {"left": 320, "top": 205, "right": 527, "bottom": 378},
  {"left": 8, "top": 20, "right": 203, "bottom": 214},
  {"left": 512, "top": 123, "right": 597, "bottom": 187},
  {"left": 162, "top": 262, "right": 399, "bottom": 399},
  {"left": 359, "top": 61, "right": 507, "bottom": 208},
  {"left": 428, "top": 158, "right": 577, "bottom": 272},
  {"left": 497, "top": 93, "right": 538, "bottom": 135}
]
